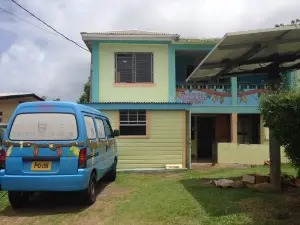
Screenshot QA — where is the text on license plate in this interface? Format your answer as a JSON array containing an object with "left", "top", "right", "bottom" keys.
[{"left": 31, "top": 161, "right": 52, "bottom": 171}]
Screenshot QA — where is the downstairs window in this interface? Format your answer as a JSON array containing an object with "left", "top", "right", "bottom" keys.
[{"left": 119, "top": 110, "right": 147, "bottom": 136}]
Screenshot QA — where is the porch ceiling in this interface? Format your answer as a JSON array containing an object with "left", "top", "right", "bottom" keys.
[{"left": 187, "top": 26, "right": 300, "bottom": 81}]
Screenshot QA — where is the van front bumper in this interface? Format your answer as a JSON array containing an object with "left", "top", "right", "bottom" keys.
[{"left": 1, "top": 170, "right": 90, "bottom": 191}]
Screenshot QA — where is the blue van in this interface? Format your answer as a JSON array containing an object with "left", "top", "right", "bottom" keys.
[{"left": 0, "top": 101, "right": 119, "bottom": 208}]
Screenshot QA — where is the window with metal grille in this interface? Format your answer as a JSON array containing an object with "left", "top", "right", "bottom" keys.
[
  {"left": 119, "top": 110, "right": 147, "bottom": 136},
  {"left": 115, "top": 53, "right": 153, "bottom": 83}
]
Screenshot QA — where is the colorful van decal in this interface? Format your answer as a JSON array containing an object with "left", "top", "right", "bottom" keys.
[{"left": 3, "top": 140, "right": 85, "bottom": 158}]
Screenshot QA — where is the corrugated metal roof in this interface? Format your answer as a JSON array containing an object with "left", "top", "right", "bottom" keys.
[
  {"left": 81, "top": 29, "right": 179, "bottom": 36},
  {"left": 0, "top": 93, "right": 44, "bottom": 101},
  {"left": 178, "top": 37, "right": 221, "bottom": 44},
  {"left": 0, "top": 93, "right": 33, "bottom": 97}
]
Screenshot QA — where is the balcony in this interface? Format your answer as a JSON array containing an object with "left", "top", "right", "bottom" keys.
[{"left": 175, "top": 82, "right": 267, "bottom": 107}]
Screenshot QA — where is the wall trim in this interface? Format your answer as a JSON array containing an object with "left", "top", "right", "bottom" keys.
[
  {"left": 168, "top": 44, "right": 176, "bottom": 101},
  {"left": 91, "top": 41, "right": 99, "bottom": 102},
  {"left": 182, "top": 111, "right": 187, "bottom": 168},
  {"left": 191, "top": 106, "right": 260, "bottom": 114},
  {"left": 113, "top": 83, "right": 156, "bottom": 87},
  {"left": 95, "top": 40, "right": 171, "bottom": 44},
  {"left": 84, "top": 103, "right": 191, "bottom": 110}
]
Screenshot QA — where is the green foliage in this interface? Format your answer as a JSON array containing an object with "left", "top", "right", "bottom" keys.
[
  {"left": 41, "top": 96, "right": 60, "bottom": 101},
  {"left": 260, "top": 86, "right": 300, "bottom": 174},
  {"left": 78, "top": 76, "right": 91, "bottom": 103},
  {"left": 275, "top": 18, "right": 300, "bottom": 27}
]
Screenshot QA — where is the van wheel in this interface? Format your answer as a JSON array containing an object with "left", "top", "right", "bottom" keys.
[
  {"left": 8, "top": 191, "right": 30, "bottom": 209},
  {"left": 105, "top": 160, "right": 117, "bottom": 182},
  {"left": 82, "top": 173, "right": 97, "bottom": 206}
]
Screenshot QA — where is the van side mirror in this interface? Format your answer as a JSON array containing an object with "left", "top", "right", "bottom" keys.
[{"left": 113, "top": 129, "right": 120, "bottom": 137}]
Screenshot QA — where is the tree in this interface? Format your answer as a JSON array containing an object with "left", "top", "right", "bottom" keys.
[
  {"left": 41, "top": 96, "right": 60, "bottom": 101},
  {"left": 260, "top": 87, "right": 300, "bottom": 177},
  {"left": 78, "top": 76, "right": 91, "bottom": 103},
  {"left": 275, "top": 18, "right": 300, "bottom": 27}
]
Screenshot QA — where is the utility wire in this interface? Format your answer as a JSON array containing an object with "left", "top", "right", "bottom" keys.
[
  {"left": 10, "top": 0, "right": 89, "bottom": 52},
  {"left": 0, "top": 6, "right": 59, "bottom": 37}
]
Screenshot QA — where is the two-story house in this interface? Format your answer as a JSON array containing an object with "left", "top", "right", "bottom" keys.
[{"left": 81, "top": 30, "right": 293, "bottom": 170}]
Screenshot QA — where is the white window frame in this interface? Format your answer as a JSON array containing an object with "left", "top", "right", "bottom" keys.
[{"left": 119, "top": 110, "right": 147, "bottom": 136}]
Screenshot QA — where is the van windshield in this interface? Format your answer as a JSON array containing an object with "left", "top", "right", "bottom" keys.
[{"left": 9, "top": 113, "right": 78, "bottom": 141}]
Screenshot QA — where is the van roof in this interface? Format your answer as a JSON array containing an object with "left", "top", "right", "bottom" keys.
[{"left": 16, "top": 101, "right": 106, "bottom": 117}]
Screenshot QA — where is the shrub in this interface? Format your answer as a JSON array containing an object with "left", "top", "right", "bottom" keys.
[{"left": 260, "top": 88, "right": 300, "bottom": 177}]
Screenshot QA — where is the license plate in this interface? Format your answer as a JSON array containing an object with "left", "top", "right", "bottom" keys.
[{"left": 31, "top": 161, "right": 52, "bottom": 171}]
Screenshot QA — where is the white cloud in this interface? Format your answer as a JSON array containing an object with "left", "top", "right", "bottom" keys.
[{"left": 0, "top": 0, "right": 299, "bottom": 101}]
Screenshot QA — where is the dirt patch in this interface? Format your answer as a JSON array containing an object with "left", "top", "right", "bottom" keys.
[
  {"left": 160, "top": 172, "right": 183, "bottom": 180},
  {"left": 191, "top": 163, "right": 253, "bottom": 171},
  {"left": 0, "top": 182, "right": 131, "bottom": 225},
  {"left": 239, "top": 198, "right": 275, "bottom": 221},
  {"left": 97, "top": 182, "right": 130, "bottom": 198},
  {"left": 239, "top": 192, "right": 300, "bottom": 224}
]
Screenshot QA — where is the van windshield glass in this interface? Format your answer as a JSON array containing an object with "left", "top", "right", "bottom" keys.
[{"left": 9, "top": 113, "right": 78, "bottom": 141}]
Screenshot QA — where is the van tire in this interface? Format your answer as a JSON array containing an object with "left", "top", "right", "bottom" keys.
[
  {"left": 105, "top": 160, "right": 117, "bottom": 182},
  {"left": 8, "top": 191, "right": 30, "bottom": 209},
  {"left": 82, "top": 173, "right": 97, "bottom": 206}
]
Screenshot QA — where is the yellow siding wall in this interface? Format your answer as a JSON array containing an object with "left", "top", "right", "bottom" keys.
[
  {"left": 102, "top": 110, "right": 185, "bottom": 169},
  {"left": 0, "top": 97, "right": 39, "bottom": 123},
  {"left": 99, "top": 44, "right": 169, "bottom": 102},
  {"left": 217, "top": 143, "right": 289, "bottom": 165}
]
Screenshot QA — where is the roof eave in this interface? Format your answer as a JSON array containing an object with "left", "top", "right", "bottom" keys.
[
  {"left": 81, "top": 34, "right": 180, "bottom": 51},
  {"left": 0, "top": 93, "right": 45, "bottom": 101},
  {"left": 81, "top": 33, "right": 179, "bottom": 41}
]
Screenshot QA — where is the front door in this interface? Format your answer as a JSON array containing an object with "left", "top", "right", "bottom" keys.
[{"left": 197, "top": 117, "right": 215, "bottom": 160}]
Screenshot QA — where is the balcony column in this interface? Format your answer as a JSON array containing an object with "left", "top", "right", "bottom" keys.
[
  {"left": 231, "top": 113, "right": 238, "bottom": 143},
  {"left": 231, "top": 77, "right": 238, "bottom": 106},
  {"left": 168, "top": 45, "right": 176, "bottom": 101}
]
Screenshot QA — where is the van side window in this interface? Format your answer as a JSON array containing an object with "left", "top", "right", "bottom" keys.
[
  {"left": 103, "top": 119, "right": 113, "bottom": 138},
  {"left": 95, "top": 118, "right": 106, "bottom": 139},
  {"left": 84, "top": 116, "right": 96, "bottom": 139}
]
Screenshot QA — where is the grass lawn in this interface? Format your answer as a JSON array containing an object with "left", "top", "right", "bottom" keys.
[{"left": 1, "top": 164, "right": 300, "bottom": 225}]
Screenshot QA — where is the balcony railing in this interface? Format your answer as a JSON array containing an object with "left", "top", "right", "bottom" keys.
[
  {"left": 237, "top": 84, "right": 267, "bottom": 106},
  {"left": 175, "top": 83, "right": 267, "bottom": 107}
]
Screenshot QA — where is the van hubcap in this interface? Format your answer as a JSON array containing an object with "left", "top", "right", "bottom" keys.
[{"left": 90, "top": 181, "right": 95, "bottom": 198}]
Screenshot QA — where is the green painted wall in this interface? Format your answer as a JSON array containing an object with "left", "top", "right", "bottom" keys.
[
  {"left": 102, "top": 110, "right": 185, "bottom": 169},
  {"left": 98, "top": 44, "right": 169, "bottom": 102},
  {"left": 217, "top": 143, "right": 289, "bottom": 165}
]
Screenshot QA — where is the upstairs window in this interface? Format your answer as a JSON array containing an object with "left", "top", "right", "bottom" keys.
[
  {"left": 115, "top": 53, "right": 153, "bottom": 83},
  {"left": 119, "top": 110, "right": 147, "bottom": 136}
]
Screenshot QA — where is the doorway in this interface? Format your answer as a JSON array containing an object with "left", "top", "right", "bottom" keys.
[
  {"left": 197, "top": 117, "right": 216, "bottom": 160},
  {"left": 186, "top": 65, "right": 195, "bottom": 79},
  {"left": 238, "top": 114, "right": 261, "bottom": 144}
]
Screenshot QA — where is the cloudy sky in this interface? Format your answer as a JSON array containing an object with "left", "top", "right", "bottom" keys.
[{"left": 0, "top": 0, "right": 299, "bottom": 101}]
